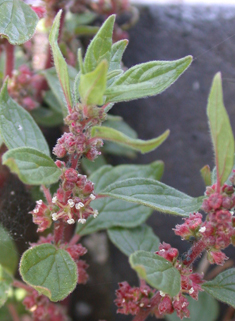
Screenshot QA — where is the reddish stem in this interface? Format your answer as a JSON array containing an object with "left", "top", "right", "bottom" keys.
[
  {"left": 42, "top": 185, "right": 52, "bottom": 203},
  {"left": 69, "top": 233, "right": 80, "bottom": 246},
  {"left": 7, "top": 303, "right": 20, "bottom": 321},
  {"left": 5, "top": 42, "right": 14, "bottom": 78},
  {"left": 13, "top": 280, "right": 33, "bottom": 292},
  {"left": 54, "top": 220, "right": 65, "bottom": 244},
  {"left": 182, "top": 239, "right": 207, "bottom": 266}
]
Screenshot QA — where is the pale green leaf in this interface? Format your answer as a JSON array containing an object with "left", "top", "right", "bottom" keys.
[
  {"left": 0, "top": 80, "right": 50, "bottom": 156},
  {"left": 49, "top": 10, "right": 74, "bottom": 112},
  {"left": 2, "top": 147, "right": 61, "bottom": 185},
  {"left": 165, "top": 291, "right": 219, "bottom": 321},
  {"left": 20, "top": 244, "right": 77, "bottom": 302},
  {"left": 100, "top": 178, "right": 204, "bottom": 216},
  {"left": 207, "top": 72, "right": 234, "bottom": 185},
  {"left": 91, "top": 126, "right": 170, "bottom": 154},
  {"left": 0, "top": 265, "right": 13, "bottom": 308},
  {"left": 84, "top": 15, "right": 115, "bottom": 72},
  {"left": 202, "top": 268, "right": 235, "bottom": 308},
  {"left": 109, "top": 39, "right": 128, "bottom": 71},
  {"left": 43, "top": 66, "right": 77, "bottom": 117},
  {"left": 108, "top": 225, "right": 160, "bottom": 256},
  {"left": 0, "top": 0, "right": 38, "bottom": 44},
  {"left": 105, "top": 55, "right": 192, "bottom": 103},
  {"left": 79, "top": 60, "right": 108, "bottom": 105},
  {"left": 0, "top": 225, "right": 18, "bottom": 275},
  {"left": 76, "top": 161, "right": 164, "bottom": 235},
  {"left": 129, "top": 250, "right": 181, "bottom": 297},
  {"left": 81, "top": 154, "right": 107, "bottom": 176}
]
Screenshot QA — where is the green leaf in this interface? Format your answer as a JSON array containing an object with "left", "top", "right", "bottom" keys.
[
  {"left": 108, "top": 224, "right": 160, "bottom": 256},
  {"left": 0, "top": 265, "right": 13, "bottom": 308},
  {"left": 129, "top": 250, "right": 181, "bottom": 297},
  {"left": 43, "top": 90, "right": 63, "bottom": 114},
  {"left": 76, "top": 161, "right": 164, "bottom": 235},
  {"left": 0, "top": 81, "right": 50, "bottom": 156},
  {"left": 32, "top": 107, "right": 63, "bottom": 127},
  {"left": 3, "top": 147, "right": 61, "bottom": 185},
  {"left": 104, "top": 55, "right": 192, "bottom": 103},
  {"left": 79, "top": 60, "right": 108, "bottom": 105},
  {"left": 200, "top": 165, "right": 212, "bottom": 187},
  {"left": 91, "top": 126, "right": 170, "bottom": 154},
  {"left": 20, "top": 244, "right": 77, "bottom": 302},
  {"left": 100, "top": 178, "right": 203, "bottom": 216},
  {"left": 81, "top": 154, "right": 107, "bottom": 176},
  {"left": 109, "top": 39, "right": 128, "bottom": 71},
  {"left": 106, "top": 69, "right": 123, "bottom": 87},
  {"left": 207, "top": 72, "right": 234, "bottom": 185},
  {"left": 0, "top": 0, "right": 38, "bottom": 45},
  {"left": 165, "top": 291, "right": 219, "bottom": 321},
  {"left": 75, "top": 25, "right": 99, "bottom": 36},
  {"left": 43, "top": 66, "right": 77, "bottom": 117},
  {"left": 202, "top": 268, "right": 235, "bottom": 308},
  {"left": 0, "top": 225, "right": 18, "bottom": 275},
  {"left": 65, "top": 11, "right": 97, "bottom": 33},
  {"left": 103, "top": 116, "right": 137, "bottom": 157},
  {"left": 84, "top": 15, "right": 115, "bottom": 72},
  {"left": 49, "top": 10, "right": 74, "bottom": 111}
]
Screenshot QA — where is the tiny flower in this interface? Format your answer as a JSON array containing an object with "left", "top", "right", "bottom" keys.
[
  {"left": 90, "top": 194, "right": 96, "bottom": 200},
  {"left": 93, "top": 209, "right": 99, "bottom": 218},
  {"left": 199, "top": 226, "right": 206, "bottom": 233},
  {"left": 188, "top": 287, "right": 194, "bottom": 294},
  {"left": 160, "top": 291, "right": 165, "bottom": 297},
  {"left": 78, "top": 218, "right": 86, "bottom": 224},
  {"left": 68, "top": 199, "right": 75, "bottom": 207},
  {"left": 75, "top": 202, "right": 84, "bottom": 210},
  {"left": 52, "top": 196, "right": 57, "bottom": 203},
  {"left": 52, "top": 213, "right": 57, "bottom": 221},
  {"left": 67, "top": 218, "right": 75, "bottom": 224}
]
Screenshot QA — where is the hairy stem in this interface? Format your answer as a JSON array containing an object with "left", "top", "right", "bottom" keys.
[
  {"left": 5, "top": 42, "right": 14, "bottom": 78},
  {"left": 7, "top": 303, "right": 20, "bottom": 321},
  {"left": 42, "top": 185, "right": 52, "bottom": 203},
  {"left": 13, "top": 280, "right": 33, "bottom": 292},
  {"left": 182, "top": 239, "right": 207, "bottom": 266}
]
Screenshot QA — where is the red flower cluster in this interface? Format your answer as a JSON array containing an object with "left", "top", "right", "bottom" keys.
[
  {"left": 30, "top": 200, "right": 52, "bottom": 232},
  {"left": 8, "top": 65, "right": 42, "bottom": 111},
  {"left": 51, "top": 166, "right": 99, "bottom": 225},
  {"left": 115, "top": 281, "right": 154, "bottom": 315},
  {"left": 23, "top": 290, "right": 68, "bottom": 321},
  {"left": 53, "top": 105, "right": 105, "bottom": 161}
]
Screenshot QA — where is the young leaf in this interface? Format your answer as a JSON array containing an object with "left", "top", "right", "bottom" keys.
[
  {"left": 20, "top": 244, "right": 77, "bottom": 302},
  {"left": 92, "top": 126, "right": 169, "bottom": 154},
  {"left": 129, "top": 250, "right": 181, "bottom": 297},
  {"left": 0, "top": 80, "right": 50, "bottom": 156},
  {"left": 84, "top": 15, "right": 115, "bottom": 72},
  {"left": 2, "top": 147, "right": 61, "bottom": 185},
  {"left": 0, "top": 225, "right": 18, "bottom": 275},
  {"left": 76, "top": 161, "right": 164, "bottom": 235},
  {"left": 79, "top": 60, "right": 108, "bottom": 105},
  {"left": 109, "top": 39, "right": 128, "bottom": 71},
  {"left": 100, "top": 178, "right": 203, "bottom": 216},
  {"left": 0, "top": 265, "right": 13, "bottom": 308},
  {"left": 42, "top": 66, "right": 78, "bottom": 117},
  {"left": 108, "top": 225, "right": 160, "bottom": 256},
  {"left": 200, "top": 165, "right": 212, "bottom": 187},
  {"left": 49, "top": 10, "right": 74, "bottom": 112},
  {"left": 0, "top": 0, "right": 38, "bottom": 45},
  {"left": 165, "top": 291, "right": 219, "bottom": 321},
  {"left": 202, "top": 268, "right": 235, "bottom": 308},
  {"left": 207, "top": 72, "right": 234, "bottom": 186},
  {"left": 104, "top": 56, "right": 192, "bottom": 103}
]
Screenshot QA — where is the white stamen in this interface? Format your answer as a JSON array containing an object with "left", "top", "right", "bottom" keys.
[
  {"left": 68, "top": 199, "right": 75, "bottom": 208},
  {"left": 67, "top": 218, "right": 75, "bottom": 224},
  {"left": 143, "top": 290, "right": 148, "bottom": 296},
  {"left": 78, "top": 218, "right": 86, "bottom": 224},
  {"left": 52, "top": 213, "right": 58, "bottom": 221},
  {"left": 52, "top": 196, "right": 57, "bottom": 204},
  {"left": 160, "top": 291, "right": 165, "bottom": 297},
  {"left": 199, "top": 226, "right": 206, "bottom": 233},
  {"left": 90, "top": 194, "right": 96, "bottom": 200},
  {"left": 122, "top": 299, "right": 126, "bottom": 303},
  {"left": 139, "top": 303, "right": 144, "bottom": 308},
  {"left": 75, "top": 202, "right": 84, "bottom": 210},
  {"left": 189, "top": 287, "right": 194, "bottom": 294},
  {"left": 33, "top": 209, "right": 39, "bottom": 214},
  {"left": 160, "top": 249, "right": 165, "bottom": 253},
  {"left": 93, "top": 210, "right": 98, "bottom": 218},
  {"left": 36, "top": 199, "right": 43, "bottom": 205},
  {"left": 182, "top": 302, "right": 187, "bottom": 308}
]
